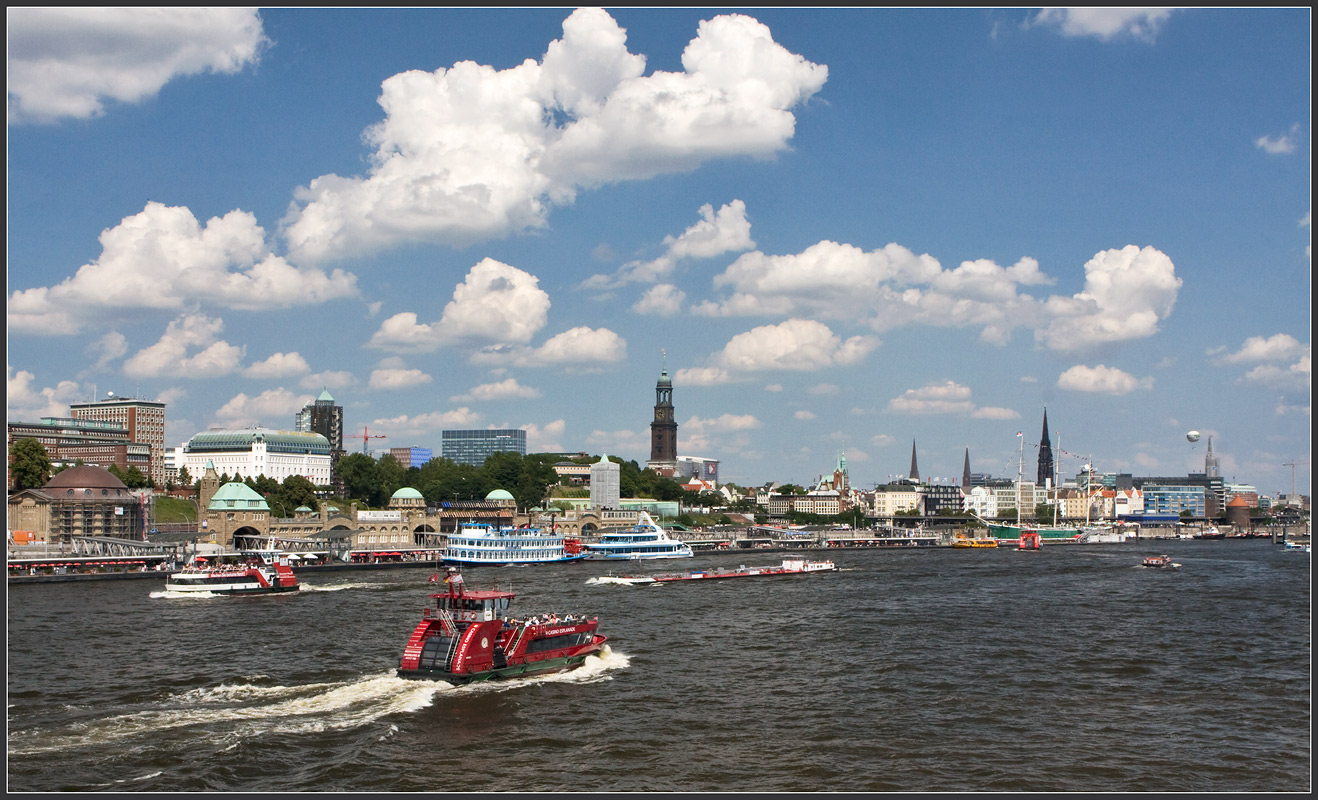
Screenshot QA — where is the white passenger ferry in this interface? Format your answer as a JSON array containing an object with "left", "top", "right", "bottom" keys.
[
  {"left": 443, "top": 523, "right": 587, "bottom": 566},
  {"left": 586, "top": 512, "right": 694, "bottom": 560}
]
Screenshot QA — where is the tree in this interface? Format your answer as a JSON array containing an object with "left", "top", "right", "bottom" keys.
[
  {"left": 9, "top": 438, "right": 52, "bottom": 490},
  {"left": 121, "top": 466, "right": 152, "bottom": 489},
  {"left": 338, "top": 452, "right": 383, "bottom": 506},
  {"left": 177, "top": 465, "right": 192, "bottom": 486}
]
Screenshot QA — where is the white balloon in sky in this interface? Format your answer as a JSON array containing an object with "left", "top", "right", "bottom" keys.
[{"left": 1186, "top": 431, "right": 1200, "bottom": 443}]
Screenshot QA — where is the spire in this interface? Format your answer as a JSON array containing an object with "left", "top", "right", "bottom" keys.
[
  {"left": 909, "top": 439, "right": 920, "bottom": 483},
  {"left": 962, "top": 447, "right": 972, "bottom": 489},
  {"left": 1037, "top": 408, "right": 1055, "bottom": 486}
]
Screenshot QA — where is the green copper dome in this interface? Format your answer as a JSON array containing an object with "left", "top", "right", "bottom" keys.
[{"left": 207, "top": 482, "right": 270, "bottom": 511}]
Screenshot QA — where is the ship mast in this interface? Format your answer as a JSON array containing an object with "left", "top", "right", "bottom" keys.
[
  {"left": 1016, "top": 433, "right": 1024, "bottom": 528},
  {"left": 1053, "top": 432, "right": 1060, "bottom": 527}
]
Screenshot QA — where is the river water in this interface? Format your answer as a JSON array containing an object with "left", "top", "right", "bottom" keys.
[{"left": 6, "top": 539, "right": 1310, "bottom": 792}]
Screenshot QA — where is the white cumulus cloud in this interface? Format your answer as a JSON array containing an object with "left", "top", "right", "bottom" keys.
[
  {"left": 6, "top": 367, "right": 83, "bottom": 421},
  {"left": 369, "top": 257, "right": 551, "bottom": 352},
  {"left": 8, "top": 202, "right": 358, "bottom": 335},
  {"left": 1057, "top": 364, "right": 1155, "bottom": 395},
  {"left": 585, "top": 200, "right": 756, "bottom": 290},
  {"left": 1031, "top": 8, "right": 1174, "bottom": 42},
  {"left": 7, "top": 8, "right": 267, "bottom": 124},
  {"left": 451, "top": 378, "right": 542, "bottom": 402},
  {"left": 471, "top": 326, "right": 627, "bottom": 368},
  {"left": 122, "top": 312, "right": 245, "bottom": 378},
  {"left": 244, "top": 352, "right": 312, "bottom": 379},
  {"left": 1255, "top": 124, "right": 1301, "bottom": 155},
  {"left": 213, "top": 387, "right": 310, "bottom": 428},
  {"left": 1036, "top": 245, "right": 1181, "bottom": 350},
  {"left": 281, "top": 9, "right": 824, "bottom": 263},
  {"left": 710, "top": 318, "right": 879, "bottom": 373}
]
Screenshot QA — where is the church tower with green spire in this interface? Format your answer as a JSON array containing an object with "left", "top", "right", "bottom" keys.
[{"left": 646, "top": 354, "right": 678, "bottom": 476}]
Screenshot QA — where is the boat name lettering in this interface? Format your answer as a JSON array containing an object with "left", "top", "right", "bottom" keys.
[{"left": 545, "top": 626, "right": 576, "bottom": 636}]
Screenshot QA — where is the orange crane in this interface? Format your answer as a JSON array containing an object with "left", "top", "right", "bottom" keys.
[{"left": 354, "top": 425, "right": 387, "bottom": 453}]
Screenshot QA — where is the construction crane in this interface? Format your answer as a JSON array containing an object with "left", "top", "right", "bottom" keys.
[{"left": 354, "top": 426, "right": 387, "bottom": 453}]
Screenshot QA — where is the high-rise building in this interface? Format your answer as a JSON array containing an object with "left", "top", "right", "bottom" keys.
[
  {"left": 389, "top": 446, "right": 433, "bottom": 469},
  {"left": 590, "top": 454, "right": 621, "bottom": 509},
  {"left": 69, "top": 395, "right": 166, "bottom": 486},
  {"left": 441, "top": 429, "right": 526, "bottom": 466},
  {"left": 296, "top": 388, "right": 345, "bottom": 491},
  {"left": 1037, "top": 409, "right": 1055, "bottom": 488},
  {"left": 1204, "top": 436, "right": 1221, "bottom": 478},
  {"left": 647, "top": 361, "right": 678, "bottom": 476}
]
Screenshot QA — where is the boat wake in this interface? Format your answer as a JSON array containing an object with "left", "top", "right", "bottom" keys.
[
  {"left": 585, "top": 576, "right": 646, "bottom": 586},
  {"left": 5, "top": 672, "right": 438, "bottom": 755},
  {"left": 6, "top": 649, "right": 630, "bottom": 756},
  {"left": 299, "top": 581, "right": 379, "bottom": 592},
  {"left": 148, "top": 588, "right": 221, "bottom": 599}
]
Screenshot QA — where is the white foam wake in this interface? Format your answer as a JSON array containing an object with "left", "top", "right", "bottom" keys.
[{"left": 7, "top": 650, "right": 630, "bottom": 755}]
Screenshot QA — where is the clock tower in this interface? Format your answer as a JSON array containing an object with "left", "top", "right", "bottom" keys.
[{"left": 647, "top": 359, "right": 678, "bottom": 476}]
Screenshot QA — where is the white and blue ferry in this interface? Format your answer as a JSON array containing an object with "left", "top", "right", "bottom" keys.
[{"left": 586, "top": 512, "right": 694, "bottom": 560}]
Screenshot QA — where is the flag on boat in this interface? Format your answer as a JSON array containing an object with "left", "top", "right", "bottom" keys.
[{"left": 1016, "top": 431, "right": 1023, "bottom": 437}]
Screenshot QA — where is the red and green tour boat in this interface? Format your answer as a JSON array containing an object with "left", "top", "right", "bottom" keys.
[{"left": 397, "top": 570, "right": 607, "bottom": 683}]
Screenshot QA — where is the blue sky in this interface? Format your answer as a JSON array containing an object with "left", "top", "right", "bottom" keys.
[{"left": 7, "top": 8, "right": 1311, "bottom": 496}]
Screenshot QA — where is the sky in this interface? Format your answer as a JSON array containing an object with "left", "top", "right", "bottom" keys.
[{"left": 6, "top": 8, "right": 1311, "bottom": 496}]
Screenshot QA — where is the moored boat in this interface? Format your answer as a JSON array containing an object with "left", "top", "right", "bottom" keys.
[
  {"left": 953, "top": 534, "right": 999, "bottom": 548},
  {"left": 594, "top": 558, "right": 836, "bottom": 585},
  {"left": 397, "top": 570, "right": 606, "bottom": 683},
  {"left": 585, "top": 512, "right": 693, "bottom": 560},
  {"left": 164, "top": 549, "right": 299, "bottom": 595}
]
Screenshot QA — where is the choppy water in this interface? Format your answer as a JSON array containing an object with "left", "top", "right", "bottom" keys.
[{"left": 6, "top": 539, "right": 1310, "bottom": 792}]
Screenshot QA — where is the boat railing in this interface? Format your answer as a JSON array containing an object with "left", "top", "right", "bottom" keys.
[
  {"left": 425, "top": 606, "right": 457, "bottom": 637},
  {"left": 505, "top": 622, "right": 529, "bottom": 655}
]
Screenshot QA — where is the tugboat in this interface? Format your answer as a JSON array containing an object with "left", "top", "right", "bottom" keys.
[
  {"left": 397, "top": 569, "right": 607, "bottom": 683},
  {"left": 1140, "top": 554, "right": 1181, "bottom": 570},
  {"left": 165, "top": 549, "right": 299, "bottom": 595},
  {"left": 1018, "top": 530, "right": 1042, "bottom": 550}
]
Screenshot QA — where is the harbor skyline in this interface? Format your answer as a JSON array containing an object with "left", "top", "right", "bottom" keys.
[{"left": 7, "top": 8, "right": 1311, "bottom": 495}]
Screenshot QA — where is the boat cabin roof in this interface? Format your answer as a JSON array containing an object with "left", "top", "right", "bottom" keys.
[{"left": 427, "top": 588, "right": 515, "bottom": 602}]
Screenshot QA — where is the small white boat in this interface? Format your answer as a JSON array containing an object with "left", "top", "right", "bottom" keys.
[{"left": 1140, "top": 554, "right": 1181, "bottom": 571}]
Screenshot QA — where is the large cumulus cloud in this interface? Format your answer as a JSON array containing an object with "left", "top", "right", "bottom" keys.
[{"left": 281, "top": 9, "right": 826, "bottom": 263}]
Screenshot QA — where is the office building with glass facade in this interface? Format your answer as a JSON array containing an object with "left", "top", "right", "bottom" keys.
[{"left": 441, "top": 429, "right": 526, "bottom": 466}]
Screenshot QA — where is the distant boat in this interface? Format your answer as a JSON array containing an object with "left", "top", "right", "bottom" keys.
[
  {"left": 585, "top": 512, "right": 693, "bottom": 560},
  {"left": 444, "top": 522, "right": 587, "bottom": 566},
  {"left": 594, "top": 558, "right": 837, "bottom": 585},
  {"left": 165, "top": 548, "right": 299, "bottom": 595},
  {"left": 1140, "top": 554, "right": 1181, "bottom": 570},
  {"left": 1018, "top": 530, "right": 1042, "bottom": 550}
]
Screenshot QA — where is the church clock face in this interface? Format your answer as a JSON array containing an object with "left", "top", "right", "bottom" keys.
[{"left": 657, "top": 408, "right": 669, "bottom": 420}]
